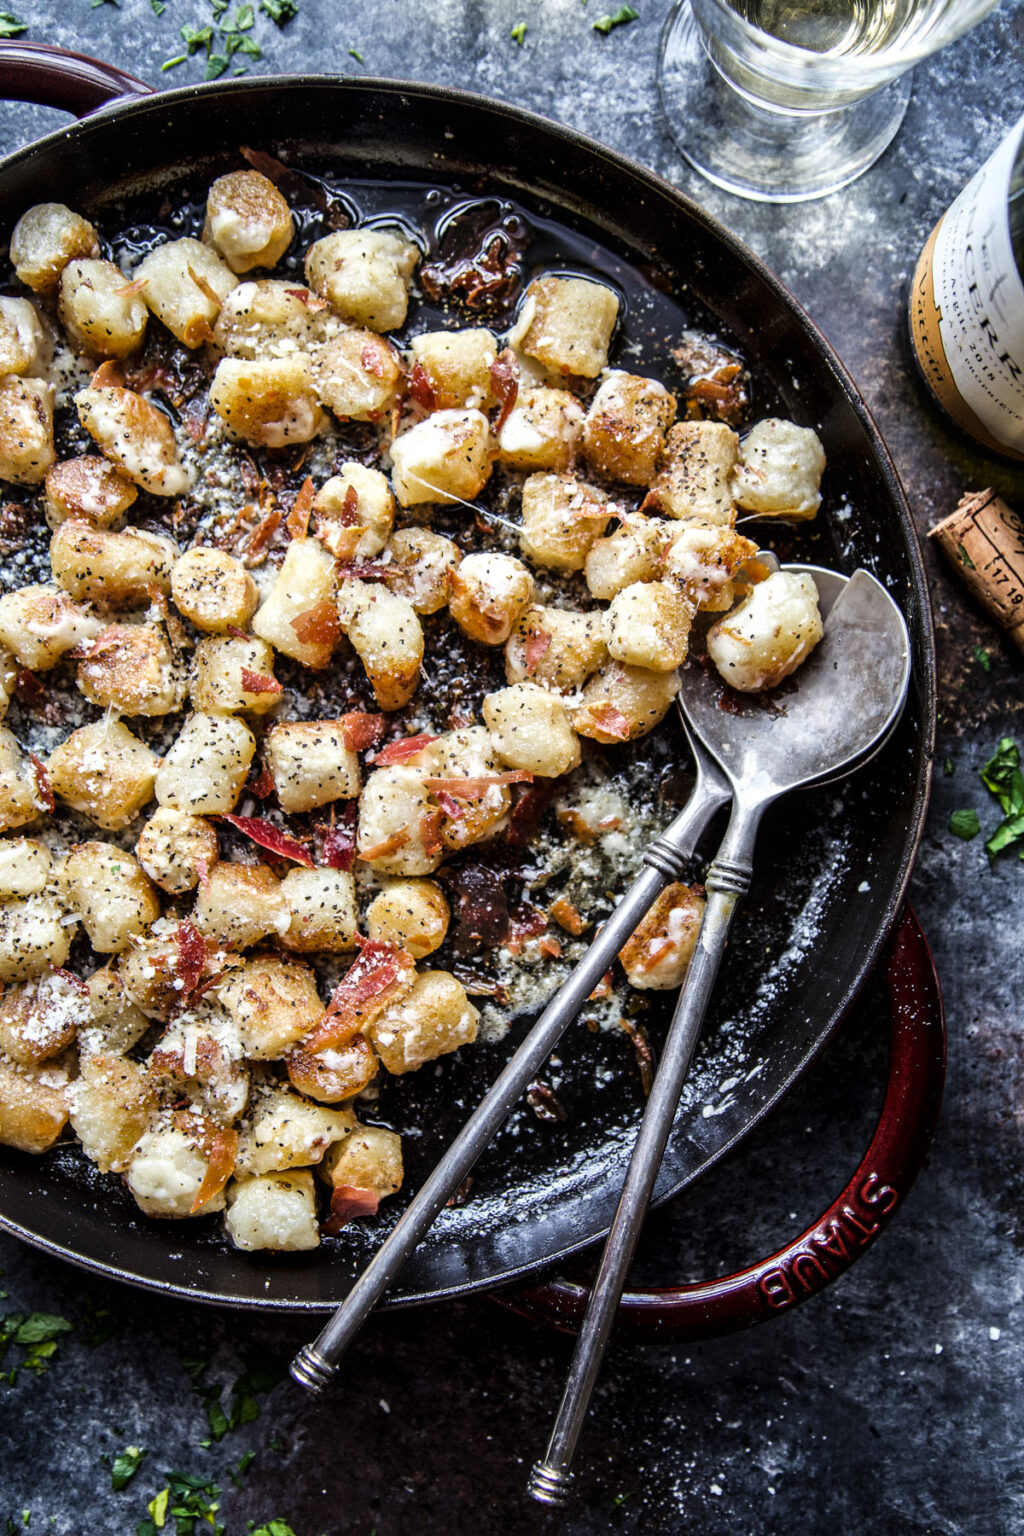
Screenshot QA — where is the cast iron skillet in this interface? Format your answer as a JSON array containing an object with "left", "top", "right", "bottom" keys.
[{"left": 0, "top": 46, "right": 935, "bottom": 1311}]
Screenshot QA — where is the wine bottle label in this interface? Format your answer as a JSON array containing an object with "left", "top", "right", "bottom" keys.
[{"left": 910, "top": 122, "right": 1024, "bottom": 461}]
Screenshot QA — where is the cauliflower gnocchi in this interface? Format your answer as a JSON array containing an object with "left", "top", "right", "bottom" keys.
[{"left": 0, "top": 174, "right": 836, "bottom": 1256}]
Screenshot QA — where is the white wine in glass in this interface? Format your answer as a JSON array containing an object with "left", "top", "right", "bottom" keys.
[{"left": 658, "top": 0, "right": 999, "bottom": 201}]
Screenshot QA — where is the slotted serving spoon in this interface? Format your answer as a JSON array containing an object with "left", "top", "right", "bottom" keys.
[
  {"left": 527, "top": 564, "right": 912, "bottom": 1504},
  {"left": 291, "top": 564, "right": 910, "bottom": 1415}
]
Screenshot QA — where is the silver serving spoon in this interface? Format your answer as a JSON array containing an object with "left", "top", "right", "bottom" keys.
[
  {"left": 527, "top": 564, "right": 911, "bottom": 1506},
  {"left": 290, "top": 563, "right": 907, "bottom": 1402}
]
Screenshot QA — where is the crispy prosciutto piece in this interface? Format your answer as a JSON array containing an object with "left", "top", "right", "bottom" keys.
[
  {"left": 240, "top": 507, "right": 282, "bottom": 567},
  {"left": 423, "top": 771, "right": 533, "bottom": 796},
  {"left": 323, "top": 1183, "right": 379, "bottom": 1234},
  {"left": 289, "top": 600, "right": 340, "bottom": 649},
  {"left": 432, "top": 788, "right": 465, "bottom": 821},
  {"left": 190, "top": 1125, "right": 240, "bottom": 1215},
  {"left": 174, "top": 918, "right": 209, "bottom": 997},
  {"left": 583, "top": 704, "right": 631, "bottom": 742},
  {"left": 285, "top": 475, "right": 316, "bottom": 540},
  {"left": 28, "top": 753, "right": 54, "bottom": 813},
  {"left": 420, "top": 808, "right": 444, "bottom": 859},
  {"left": 523, "top": 625, "right": 552, "bottom": 676},
  {"left": 407, "top": 362, "right": 437, "bottom": 412},
  {"left": 357, "top": 828, "right": 410, "bottom": 863},
  {"left": 285, "top": 285, "right": 329, "bottom": 313},
  {"left": 505, "top": 778, "right": 558, "bottom": 848},
  {"left": 240, "top": 668, "right": 282, "bottom": 695},
  {"left": 490, "top": 347, "right": 519, "bottom": 433},
  {"left": 334, "top": 560, "right": 390, "bottom": 580},
  {"left": 371, "top": 732, "right": 439, "bottom": 766},
  {"left": 315, "top": 803, "right": 358, "bottom": 871},
  {"left": 306, "top": 940, "right": 416, "bottom": 1052},
  {"left": 340, "top": 711, "right": 387, "bottom": 753},
  {"left": 249, "top": 764, "right": 276, "bottom": 799},
  {"left": 220, "top": 814, "right": 314, "bottom": 867},
  {"left": 448, "top": 862, "right": 510, "bottom": 953}
]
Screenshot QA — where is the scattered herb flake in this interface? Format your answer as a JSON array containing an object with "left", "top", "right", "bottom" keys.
[
  {"left": 260, "top": 0, "right": 298, "bottom": 21},
  {"left": 593, "top": 4, "right": 638, "bottom": 31},
  {"left": 957, "top": 542, "right": 976, "bottom": 570},
  {"left": 972, "top": 644, "right": 992, "bottom": 671},
  {"left": 251, "top": 1523, "right": 298, "bottom": 1536},
  {"left": 147, "top": 1490, "right": 169, "bottom": 1530},
  {"left": 236, "top": 2, "right": 255, "bottom": 25},
  {"left": 206, "top": 51, "right": 230, "bottom": 78},
  {"left": 348, "top": 46, "right": 363, "bottom": 60},
  {"left": 13, "top": 1313, "right": 71, "bottom": 1345},
  {"left": 949, "top": 807, "right": 980, "bottom": 841},
  {"left": 205, "top": 1399, "right": 230, "bottom": 1441},
  {"left": 111, "top": 1446, "right": 146, "bottom": 1492},
  {"left": 180, "top": 22, "right": 213, "bottom": 51},
  {"left": 980, "top": 737, "right": 1023, "bottom": 813},
  {"left": 91, "top": 0, "right": 118, "bottom": 7},
  {"left": 510, "top": 21, "right": 527, "bottom": 43},
  {"left": 228, "top": 1449, "right": 256, "bottom": 1487},
  {"left": 161, "top": 54, "right": 187, "bottom": 69},
  {"left": 151, "top": 0, "right": 166, "bottom": 12},
  {"left": 0, "top": 10, "right": 27, "bottom": 33},
  {"left": 943, "top": 757, "right": 955, "bottom": 776}
]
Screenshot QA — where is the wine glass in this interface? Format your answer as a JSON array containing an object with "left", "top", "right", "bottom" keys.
[{"left": 657, "top": 0, "right": 1000, "bottom": 203}]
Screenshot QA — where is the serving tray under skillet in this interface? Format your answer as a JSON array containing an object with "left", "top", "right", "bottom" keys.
[{"left": 0, "top": 71, "right": 934, "bottom": 1310}]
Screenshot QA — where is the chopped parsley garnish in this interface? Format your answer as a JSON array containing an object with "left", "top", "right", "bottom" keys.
[
  {"left": 972, "top": 644, "right": 992, "bottom": 671},
  {"left": 949, "top": 807, "right": 980, "bottom": 841},
  {"left": 111, "top": 1445, "right": 146, "bottom": 1492},
  {"left": 0, "top": 11, "right": 27, "bottom": 34},
  {"left": 348, "top": 47, "right": 364, "bottom": 61},
  {"left": 205, "top": 51, "right": 230, "bottom": 78},
  {"left": 260, "top": 0, "right": 298, "bottom": 21},
  {"left": 981, "top": 736, "right": 1024, "bottom": 860},
  {"left": 161, "top": 53, "right": 188, "bottom": 69},
  {"left": 510, "top": 21, "right": 527, "bottom": 43},
  {"left": 181, "top": 22, "right": 214, "bottom": 51},
  {"left": 593, "top": 4, "right": 638, "bottom": 32},
  {"left": 943, "top": 757, "right": 955, "bottom": 776},
  {"left": 251, "top": 1523, "right": 298, "bottom": 1536},
  {"left": 236, "top": 3, "right": 255, "bottom": 26},
  {"left": 138, "top": 1473, "right": 222, "bottom": 1536},
  {"left": 151, "top": 0, "right": 167, "bottom": 14},
  {"left": 957, "top": 542, "right": 976, "bottom": 570},
  {"left": 0, "top": 1311, "right": 72, "bottom": 1383}
]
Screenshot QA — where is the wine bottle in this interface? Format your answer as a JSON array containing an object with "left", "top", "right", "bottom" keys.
[{"left": 909, "top": 116, "right": 1024, "bottom": 462}]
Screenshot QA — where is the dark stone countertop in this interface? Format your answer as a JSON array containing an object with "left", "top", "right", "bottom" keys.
[{"left": 0, "top": 3, "right": 1022, "bottom": 1533}]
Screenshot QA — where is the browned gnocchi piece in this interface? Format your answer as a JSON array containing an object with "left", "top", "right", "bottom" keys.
[
  {"left": 236, "top": 1088, "right": 354, "bottom": 1177},
  {"left": 0, "top": 839, "right": 52, "bottom": 899},
  {"left": 304, "top": 228, "right": 419, "bottom": 332},
  {"left": 57, "top": 259, "right": 149, "bottom": 359},
  {"left": 202, "top": 169, "right": 294, "bottom": 274},
  {"left": 505, "top": 606, "right": 607, "bottom": 693},
  {"left": 651, "top": 421, "right": 739, "bottom": 525},
  {"left": 193, "top": 862, "right": 289, "bottom": 950},
  {"left": 210, "top": 278, "right": 322, "bottom": 358},
  {"left": 209, "top": 355, "right": 325, "bottom": 447},
  {"left": 48, "top": 719, "right": 158, "bottom": 831},
  {"left": 135, "top": 807, "right": 218, "bottom": 896},
  {"left": 498, "top": 386, "right": 584, "bottom": 473},
  {"left": 389, "top": 408, "right": 492, "bottom": 507},
  {"left": 0, "top": 897, "right": 72, "bottom": 982},
  {"left": 224, "top": 1169, "right": 320, "bottom": 1250},
  {"left": 448, "top": 552, "right": 534, "bottom": 646},
  {"left": 603, "top": 581, "right": 693, "bottom": 671},
  {"left": 482, "top": 684, "right": 582, "bottom": 778},
  {"left": 279, "top": 868, "right": 359, "bottom": 954},
  {"left": 76, "top": 623, "right": 187, "bottom": 716},
  {"left": 190, "top": 634, "right": 282, "bottom": 716},
  {"left": 0, "top": 970, "right": 91, "bottom": 1066},
  {"left": 0, "top": 1058, "right": 69, "bottom": 1152},
  {"left": 57, "top": 842, "right": 161, "bottom": 954},
  {"left": 357, "top": 766, "right": 443, "bottom": 877},
  {"left": 50, "top": 521, "right": 178, "bottom": 606},
  {"left": 264, "top": 720, "right": 361, "bottom": 813},
  {"left": 519, "top": 472, "right": 613, "bottom": 572},
  {"left": 43, "top": 456, "right": 138, "bottom": 530},
  {"left": 619, "top": 883, "right": 705, "bottom": 989},
  {"left": 365, "top": 879, "right": 450, "bottom": 960},
  {"left": 584, "top": 512, "right": 671, "bottom": 601},
  {"left": 321, "top": 1123, "right": 403, "bottom": 1200},
  {"left": 315, "top": 328, "right": 402, "bottom": 421},
  {"left": 155, "top": 712, "right": 256, "bottom": 815},
  {"left": 408, "top": 327, "right": 497, "bottom": 409},
  {"left": 0, "top": 295, "right": 49, "bottom": 377},
  {"left": 312, "top": 465, "right": 394, "bottom": 559},
  {"left": 10, "top": 202, "right": 100, "bottom": 296},
  {"left": 170, "top": 546, "right": 259, "bottom": 634},
  {"left": 383, "top": 528, "right": 461, "bottom": 614},
  {"left": 135, "top": 237, "right": 238, "bottom": 347},
  {"left": 251, "top": 537, "right": 338, "bottom": 670},
  {"left": 337, "top": 580, "right": 423, "bottom": 712},
  {"left": 368, "top": 970, "right": 479, "bottom": 1075},
  {"left": 285, "top": 1034, "right": 377, "bottom": 1105},
  {"left": 69, "top": 1052, "right": 156, "bottom": 1174},
  {"left": 706, "top": 569, "right": 823, "bottom": 692},
  {"left": 509, "top": 275, "right": 619, "bottom": 379},
  {"left": 0, "top": 584, "right": 102, "bottom": 670},
  {"left": 583, "top": 370, "right": 676, "bottom": 485},
  {"left": 217, "top": 955, "right": 324, "bottom": 1060},
  {"left": 0, "top": 376, "right": 55, "bottom": 486},
  {"left": 573, "top": 661, "right": 681, "bottom": 744},
  {"left": 74, "top": 384, "right": 190, "bottom": 497}
]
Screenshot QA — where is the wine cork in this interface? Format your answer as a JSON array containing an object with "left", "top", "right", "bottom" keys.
[{"left": 928, "top": 489, "right": 1024, "bottom": 654}]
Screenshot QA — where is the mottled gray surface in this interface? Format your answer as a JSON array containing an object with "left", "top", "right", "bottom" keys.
[{"left": 0, "top": 2, "right": 1022, "bottom": 1532}]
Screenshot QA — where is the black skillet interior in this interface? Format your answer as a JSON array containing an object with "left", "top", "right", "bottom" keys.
[{"left": 0, "top": 78, "right": 933, "bottom": 1309}]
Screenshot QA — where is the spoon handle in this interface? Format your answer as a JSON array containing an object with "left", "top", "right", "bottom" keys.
[
  {"left": 528, "top": 798, "right": 763, "bottom": 1507},
  {"left": 290, "top": 753, "right": 731, "bottom": 1396}
]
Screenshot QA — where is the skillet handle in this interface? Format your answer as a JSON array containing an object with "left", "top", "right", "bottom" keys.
[
  {"left": 0, "top": 41, "right": 153, "bottom": 118},
  {"left": 499, "top": 904, "right": 945, "bottom": 1343}
]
